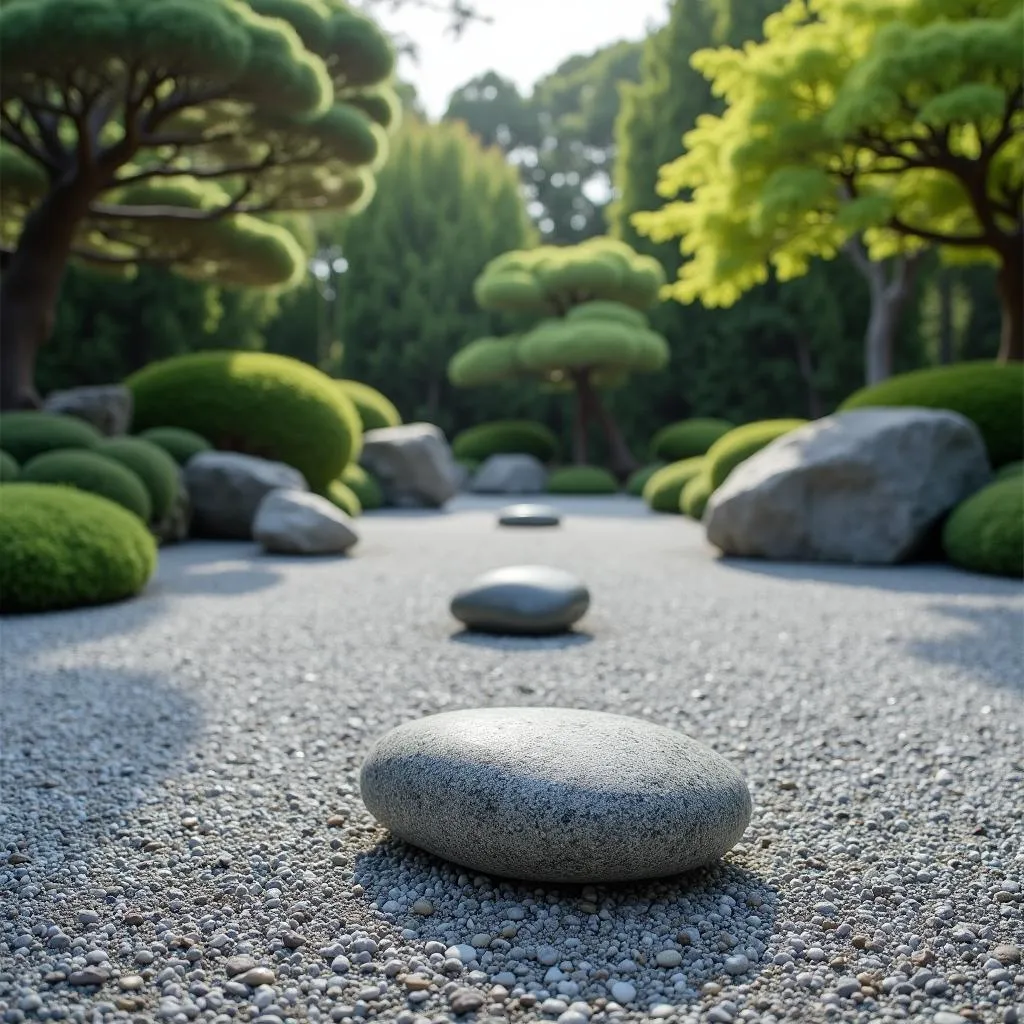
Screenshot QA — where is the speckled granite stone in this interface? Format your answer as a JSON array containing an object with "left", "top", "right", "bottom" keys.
[
  {"left": 359, "top": 707, "right": 753, "bottom": 882},
  {"left": 449, "top": 565, "right": 588, "bottom": 635},
  {"left": 497, "top": 503, "right": 562, "bottom": 527}
]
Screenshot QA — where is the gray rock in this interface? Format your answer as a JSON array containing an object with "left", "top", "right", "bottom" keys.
[
  {"left": 184, "top": 452, "right": 307, "bottom": 539},
  {"left": 705, "top": 408, "right": 991, "bottom": 563},
  {"left": 359, "top": 423, "right": 460, "bottom": 508},
  {"left": 154, "top": 467, "right": 191, "bottom": 546},
  {"left": 449, "top": 565, "right": 589, "bottom": 635},
  {"left": 497, "top": 503, "right": 562, "bottom": 528},
  {"left": 253, "top": 489, "right": 358, "bottom": 555},
  {"left": 359, "top": 707, "right": 752, "bottom": 882},
  {"left": 470, "top": 454, "right": 547, "bottom": 495},
  {"left": 42, "top": 385, "right": 133, "bottom": 436}
]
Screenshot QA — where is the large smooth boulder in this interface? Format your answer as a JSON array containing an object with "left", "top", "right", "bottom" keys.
[
  {"left": 469, "top": 454, "right": 547, "bottom": 494},
  {"left": 185, "top": 452, "right": 307, "bottom": 539},
  {"left": 42, "top": 385, "right": 133, "bottom": 436},
  {"left": 359, "top": 423, "right": 460, "bottom": 508},
  {"left": 705, "top": 408, "right": 992, "bottom": 563},
  {"left": 360, "top": 707, "right": 752, "bottom": 883},
  {"left": 253, "top": 489, "right": 359, "bottom": 555}
]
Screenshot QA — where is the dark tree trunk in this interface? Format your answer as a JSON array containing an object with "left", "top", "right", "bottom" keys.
[
  {"left": 996, "top": 244, "right": 1023, "bottom": 362},
  {"left": 793, "top": 334, "right": 824, "bottom": 419},
  {"left": 937, "top": 266, "right": 954, "bottom": 365},
  {"left": 574, "top": 369, "right": 638, "bottom": 480},
  {"left": 0, "top": 181, "right": 96, "bottom": 410},
  {"left": 570, "top": 375, "right": 589, "bottom": 465}
]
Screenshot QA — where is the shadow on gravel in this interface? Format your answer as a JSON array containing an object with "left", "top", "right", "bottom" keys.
[
  {"left": 353, "top": 838, "right": 777, "bottom": 1006},
  {"left": 152, "top": 542, "right": 283, "bottom": 596},
  {"left": 906, "top": 602, "right": 1024, "bottom": 695},
  {"left": 448, "top": 629, "right": 595, "bottom": 650}
]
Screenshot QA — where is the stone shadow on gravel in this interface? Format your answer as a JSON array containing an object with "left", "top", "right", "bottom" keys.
[
  {"left": 448, "top": 628, "right": 595, "bottom": 650},
  {"left": 152, "top": 543, "right": 284, "bottom": 596}
]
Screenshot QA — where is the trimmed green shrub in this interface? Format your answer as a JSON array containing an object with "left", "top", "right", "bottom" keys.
[
  {"left": 839, "top": 361, "right": 1024, "bottom": 468},
  {"left": 342, "top": 463, "right": 383, "bottom": 511},
  {"left": 995, "top": 460, "right": 1023, "bottom": 482},
  {"left": 942, "top": 478, "right": 1023, "bottom": 578},
  {"left": 0, "top": 451, "right": 19, "bottom": 482},
  {"left": 643, "top": 457, "right": 707, "bottom": 514},
  {"left": 138, "top": 426, "right": 212, "bottom": 466},
  {"left": 126, "top": 351, "right": 361, "bottom": 491},
  {"left": 452, "top": 420, "right": 559, "bottom": 463},
  {"left": 546, "top": 465, "right": 619, "bottom": 494},
  {"left": 335, "top": 379, "right": 402, "bottom": 432},
  {"left": 0, "top": 484, "right": 157, "bottom": 613},
  {"left": 0, "top": 411, "right": 100, "bottom": 464},
  {"left": 21, "top": 450, "right": 152, "bottom": 521},
  {"left": 706, "top": 419, "right": 808, "bottom": 489},
  {"left": 322, "top": 479, "right": 363, "bottom": 518},
  {"left": 95, "top": 437, "right": 180, "bottom": 523},
  {"left": 625, "top": 462, "right": 665, "bottom": 497},
  {"left": 650, "top": 418, "right": 734, "bottom": 462},
  {"left": 681, "top": 471, "right": 715, "bottom": 520}
]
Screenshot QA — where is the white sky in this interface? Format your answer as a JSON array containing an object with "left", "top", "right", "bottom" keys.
[{"left": 366, "top": 0, "right": 672, "bottom": 119}]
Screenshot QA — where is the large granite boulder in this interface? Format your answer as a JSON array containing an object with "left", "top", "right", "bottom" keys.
[
  {"left": 360, "top": 707, "right": 752, "bottom": 883},
  {"left": 184, "top": 452, "right": 307, "bottom": 539},
  {"left": 469, "top": 454, "right": 547, "bottom": 494},
  {"left": 705, "top": 408, "right": 992, "bottom": 563},
  {"left": 253, "top": 489, "right": 359, "bottom": 555},
  {"left": 359, "top": 423, "right": 460, "bottom": 508},
  {"left": 42, "top": 385, "right": 133, "bottom": 436}
]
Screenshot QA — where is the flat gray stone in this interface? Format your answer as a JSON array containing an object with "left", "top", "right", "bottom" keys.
[
  {"left": 497, "top": 503, "right": 562, "bottom": 527},
  {"left": 359, "top": 707, "right": 752, "bottom": 882},
  {"left": 253, "top": 488, "right": 358, "bottom": 555},
  {"left": 450, "top": 565, "right": 588, "bottom": 635},
  {"left": 43, "top": 385, "right": 132, "bottom": 436}
]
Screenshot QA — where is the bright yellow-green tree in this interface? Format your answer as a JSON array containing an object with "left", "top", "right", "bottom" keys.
[{"left": 634, "top": 0, "right": 1024, "bottom": 373}]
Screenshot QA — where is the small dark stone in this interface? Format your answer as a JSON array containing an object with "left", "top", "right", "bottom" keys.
[
  {"left": 68, "top": 968, "right": 109, "bottom": 986},
  {"left": 497, "top": 503, "right": 562, "bottom": 527},
  {"left": 449, "top": 987, "right": 486, "bottom": 1014}
]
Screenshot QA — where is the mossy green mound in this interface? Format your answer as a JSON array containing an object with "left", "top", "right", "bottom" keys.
[
  {"left": 706, "top": 419, "right": 808, "bottom": 489},
  {"left": 452, "top": 421, "right": 559, "bottom": 463},
  {"left": 341, "top": 463, "right": 383, "bottom": 511},
  {"left": 650, "top": 418, "right": 734, "bottom": 462},
  {"left": 625, "top": 462, "right": 665, "bottom": 497},
  {"left": 642, "top": 458, "right": 707, "bottom": 514},
  {"left": 95, "top": 437, "right": 180, "bottom": 522},
  {"left": 137, "top": 426, "right": 212, "bottom": 466},
  {"left": 942, "top": 478, "right": 1023, "bottom": 578},
  {"left": 0, "top": 411, "right": 100, "bottom": 464},
  {"left": 335, "top": 379, "right": 402, "bottom": 432},
  {"left": 0, "top": 451, "right": 19, "bottom": 482},
  {"left": 681, "top": 471, "right": 715, "bottom": 520},
  {"left": 322, "top": 479, "right": 363, "bottom": 518},
  {"left": 546, "top": 465, "right": 619, "bottom": 494},
  {"left": 21, "top": 449, "right": 152, "bottom": 521}
]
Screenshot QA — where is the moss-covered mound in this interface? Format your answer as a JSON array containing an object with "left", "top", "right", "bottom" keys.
[
  {"left": 452, "top": 421, "right": 559, "bottom": 463},
  {"left": 341, "top": 463, "right": 383, "bottom": 511},
  {"left": 942, "top": 478, "right": 1023, "bottom": 578},
  {"left": 705, "top": 419, "right": 808, "bottom": 489},
  {"left": 138, "top": 426, "right": 212, "bottom": 466},
  {"left": 20, "top": 449, "right": 152, "bottom": 521},
  {"left": 681, "top": 471, "right": 715, "bottom": 520},
  {"left": 546, "top": 466, "right": 619, "bottom": 494},
  {"left": 650, "top": 418, "right": 735, "bottom": 462},
  {"left": 95, "top": 437, "right": 180, "bottom": 522},
  {"left": 840, "top": 361, "right": 1024, "bottom": 468},
  {"left": 643, "top": 458, "right": 707, "bottom": 514},
  {"left": 995, "top": 460, "right": 1023, "bottom": 482},
  {"left": 0, "top": 411, "right": 101, "bottom": 464},
  {"left": 625, "top": 462, "right": 665, "bottom": 497},
  {"left": 126, "top": 351, "right": 361, "bottom": 491},
  {"left": 321, "top": 478, "right": 363, "bottom": 518},
  {"left": 335, "top": 379, "right": 402, "bottom": 433},
  {"left": 0, "top": 451, "right": 19, "bottom": 482},
  {"left": 0, "top": 484, "right": 157, "bottom": 613}
]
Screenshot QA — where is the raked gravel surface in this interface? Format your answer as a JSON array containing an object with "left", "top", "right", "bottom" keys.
[{"left": 2, "top": 494, "right": 1022, "bottom": 1024}]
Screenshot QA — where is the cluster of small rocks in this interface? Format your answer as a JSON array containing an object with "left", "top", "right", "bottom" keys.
[{"left": 2, "top": 498, "right": 1021, "bottom": 1024}]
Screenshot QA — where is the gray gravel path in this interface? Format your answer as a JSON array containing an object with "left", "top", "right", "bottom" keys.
[{"left": 2, "top": 496, "right": 1022, "bottom": 1024}]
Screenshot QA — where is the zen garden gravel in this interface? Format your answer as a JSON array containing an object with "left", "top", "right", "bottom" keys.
[{"left": 2, "top": 494, "right": 1022, "bottom": 1024}]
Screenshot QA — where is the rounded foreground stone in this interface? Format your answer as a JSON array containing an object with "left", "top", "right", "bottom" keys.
[
  {"left": 359, "top": 707, "right": 753, "bottom": 882},
  {"left": 497, "top": 503, "right": 562, "bottom": 527},
  {"left": 450, "top": 565, "right": 588, "bottom": 635}
]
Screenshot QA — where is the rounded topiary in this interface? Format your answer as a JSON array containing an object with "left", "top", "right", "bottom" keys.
[
  {"left": 942, "top": 478, "right": 1023, "bottom": 578},
  {"left": 322, "top": 479, "right": 363, "bottom": 518},
  {"left": 95, "top": 437, "right": 180, "bottom": 523},
  {"left": 452, "top": 421, "right": 559, "bottom": 463},
  {"left": 20, "top": 450, "right": 152, "bottom": 521},
  {"left": 0, "top": 451, "right": 19, "bottom": 482},
  {"left": 0, "top": 484, "right": 157, "bottom": 613},
  {"left": 546, "top": 465, "right": 619, "bottom": 494},
  {"left": 138, "top": 426, "right": 212, "bottom": 466},
  {"left": 335, "top": 379, "right": 402, "bottom": 433},
  {"left": 642, "top": 457, "right": 707, "bottom": 514},
  {"left": 0, "top": 411, "right": 101, "bottom": 464},
  {"left": 650, "top": 418, "right": 735, "bottom": 462},
  {"left": 839, "top": 361, "right": 1024, "bottom": 468},
  {"left": 681, "top": 471, "right": 715, "bottom": 520},
  {"left": 126, "top": 351, "right": 361, "bottom": 491},
  {"left": 625, "top": 462, "right": 665, "bottom": 497},
  {"left": 705, "top": 419, "right": 808, "bottom": 489},
  {"left": 995, "top": 460, "right": 1023, "bottom": 482},
  {"left": 342, "top": 463, "right": 383, "bottom": 511}
]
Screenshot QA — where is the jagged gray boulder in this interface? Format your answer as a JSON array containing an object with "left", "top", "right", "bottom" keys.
[
  {"left": 705, "top": 408, "right": 992, "bottom": 563},
  {"left": 470, "top": 454, "right": 547, "bottom": 494},
  {"left": 359, "top": 423, "right": 460, "bottom": 508},
  {"left": 43, "top": 385, "right": 133, "bottom": 436},
  {"left": 253, "top": 489, "right": 359, "bottom": 555},
  {"left": 184, "top": 452, "right": 307, "bottom": 539}
]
